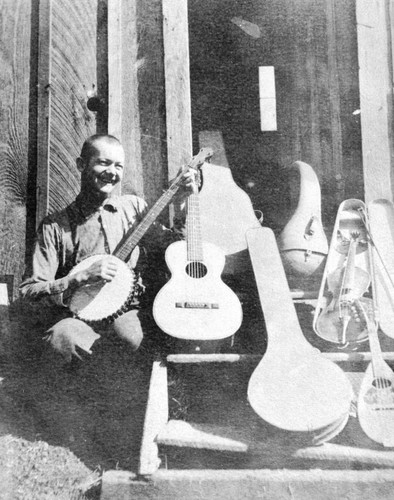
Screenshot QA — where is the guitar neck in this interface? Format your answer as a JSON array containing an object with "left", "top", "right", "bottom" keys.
[
  {"left": 113, "top": 171, "right": 184, "bottom": 261},
  {"left": 113, "top": 147, "right": 213, "bottom": 262},
  {"left": 186, "top": 192, "right": 204, "bottom": 261}
]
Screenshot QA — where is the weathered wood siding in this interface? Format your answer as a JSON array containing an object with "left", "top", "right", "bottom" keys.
[
  {"left": 47, "top": 0, "right": 99, "bottom": 214},
  {"left": 189, "top": 0, "right": 363, "bottom": 233},
  {"left": 0, "top": 0, "right": 32, "bottom": 297}
]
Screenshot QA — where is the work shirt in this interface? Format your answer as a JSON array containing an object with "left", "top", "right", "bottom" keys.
[{"left": 19, "top": 193, "right": 175, "bottom": 308}]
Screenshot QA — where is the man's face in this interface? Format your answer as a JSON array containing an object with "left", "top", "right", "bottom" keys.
[{"left": 80, "top": 140, "right": 125, "bottom": 196}]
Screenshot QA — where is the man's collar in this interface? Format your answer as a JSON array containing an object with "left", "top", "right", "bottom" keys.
[{"left": 75, "top": 193, "right": 120, "bottom": 218}]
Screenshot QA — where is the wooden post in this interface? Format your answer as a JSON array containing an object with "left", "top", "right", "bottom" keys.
[
  {"left": 107, "top": 0, "right": 122, "bottom": 140},
  {"left": 36, "top": 0, "right": 52, "bottom": 226},
  {"left": 162, "top": 0, "right": 193, "bottom": 181},
  {"left": 356, "top": 0, "right": 394, "bottom": 202}
]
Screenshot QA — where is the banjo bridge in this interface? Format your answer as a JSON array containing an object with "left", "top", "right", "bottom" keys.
[{"left": 175, "top": 301, "right": 219, "bottom": 309}]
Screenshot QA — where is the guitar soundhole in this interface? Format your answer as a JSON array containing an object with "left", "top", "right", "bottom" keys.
[
  {"left": 186, "top": 261, "right": 207, "bottom": 278},
  {"left": 372, "top": 378, "right": 392, "bottom": 389}
]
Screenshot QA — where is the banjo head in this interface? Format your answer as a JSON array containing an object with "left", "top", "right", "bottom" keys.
[
  {"left": 248, "top": 354, "right": 353, "bottom": 433},
  {"left": 69, "top": 255, "right": 135, "bottom": 322}
]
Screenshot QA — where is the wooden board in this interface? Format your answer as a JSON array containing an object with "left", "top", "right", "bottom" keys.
[
  {"left": 163, "top": 0, "right": 192, "bottom": 181},
  {"left": 0, "top": 0, "right": 32, "bottom": 296},
  {"left": 356, "top": 0, "right": 394, "bottom": 203}
]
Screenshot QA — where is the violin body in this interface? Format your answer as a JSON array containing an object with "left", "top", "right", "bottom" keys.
[
  {"left": 315, "top": 295, "right": 372, "bottom": 344},
  {"left": 314, "top": 199, "right": 370, "bottom": 346}
]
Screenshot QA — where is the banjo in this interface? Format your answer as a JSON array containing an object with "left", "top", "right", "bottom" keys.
[{"left": 67, "top": 148, "right": 213, "bottom": 324}]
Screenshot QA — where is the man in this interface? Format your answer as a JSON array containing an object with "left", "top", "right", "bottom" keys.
[{"left": 20, "top": 134, "right": 196, "bottom": 364}]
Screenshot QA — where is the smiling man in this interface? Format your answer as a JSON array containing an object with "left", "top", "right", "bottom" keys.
[{"left": 20, "top": 134, "right": 195, "bottom": 364}]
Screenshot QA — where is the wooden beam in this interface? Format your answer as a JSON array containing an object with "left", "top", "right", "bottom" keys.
[
  {"left": 163, "top": 0, "right": 192, "bottom": 181},
  {"left": 356, "top": 0, "right": 394, "bottom": 202},
  {"left": 107, "top": 0, "right": 122, "bottom": 140},
  {"left": 326, "top": 0, "right": 344, "bottom": 204},
  {"left": 138, "top": 360, "right": 169, "bottom": 476},
  {"left": 36, "top": 0, "right": 52, "bottom": 226},
  {"left": 118, "top": 0, "right": 143, "bottom": 197}
]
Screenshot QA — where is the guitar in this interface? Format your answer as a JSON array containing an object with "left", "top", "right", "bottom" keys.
[
  {"left": 357, "top": 210, "right": 394, "bottom": 447},
  {"left": 152, "top": 158, "right": 243, "bottom": 340},
  {"left": 68, "top": 148, "right": 213, "bottom": 323},
  {"left": 315, "top": 231, "right": 371, "bottom": 345},
  {"left": 246, "top": 227, "right": 353, "bottom": 440}
]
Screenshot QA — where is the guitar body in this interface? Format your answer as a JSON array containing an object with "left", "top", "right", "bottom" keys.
[
  {"left": 68, "top": 255, "right": 136, "bottom": 323},
  {"left": 358, "top": 361, "right": 394, "bottom": 447},
  {"left": 153, "top": 240, "right": 243, "bottom": 340}
]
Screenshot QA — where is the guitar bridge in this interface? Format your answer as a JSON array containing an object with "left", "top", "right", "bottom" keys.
[{"left": 175, "top": 302, "right": 219, "bottom": 309}]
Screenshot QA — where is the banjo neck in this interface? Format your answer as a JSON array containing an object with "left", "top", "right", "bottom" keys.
[{"left": 112, "top": 147, "right": 213, "bottom": 262}]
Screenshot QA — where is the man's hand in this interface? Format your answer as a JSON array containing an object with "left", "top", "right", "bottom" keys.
[
  {"left": 173, "top": 168, "right": 199, "bottom": 205},
  {"left": 70, "top": 256, "right": 118, "bottom": 286}
]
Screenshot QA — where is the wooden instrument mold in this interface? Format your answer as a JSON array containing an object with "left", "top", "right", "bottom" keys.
[
  {"left": 247, "top": 226, "right": 353, "bottom": 443},
  {"left": 313, "top": 199, "right": 371, "bottom": 346},
  {"left": 68, "top": 148, "right": 213, "bottom": 324},
  {"left": 277, "top": 161, "right": 328, "bottom": 290}
]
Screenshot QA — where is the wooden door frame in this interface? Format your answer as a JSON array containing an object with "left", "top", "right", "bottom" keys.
[{"left": 162, "top": 0, "right": 394, "bottom": 203}]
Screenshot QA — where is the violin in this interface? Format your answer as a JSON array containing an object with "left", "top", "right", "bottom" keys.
[{"left": 315, "top": 231, "right": 372, "bottom": 345}]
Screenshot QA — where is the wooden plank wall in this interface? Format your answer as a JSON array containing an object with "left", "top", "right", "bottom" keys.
[
  {"left": 45, "top": 0, "right": 98, "bottom": 214},
  {"left": 357, "top": 0, "right": 394, "bottom": 203},
  {"left": 0, "top": 0, "right": 32, "bottom": 297},
  {"left": 188, "top": 0, "right": 363, "bottom": 233}
]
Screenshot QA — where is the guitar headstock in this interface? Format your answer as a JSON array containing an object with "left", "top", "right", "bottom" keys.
[{"left": 188, "top": 147, "right": 214, "bottom": 172}]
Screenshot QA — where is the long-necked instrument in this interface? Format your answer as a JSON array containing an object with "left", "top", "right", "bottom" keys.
[
  {"left": 152, "top": 157, "right": 243, "bottom": 340},
  {"left": 68, "top": 148, "right": 213, "bottom": 323},
  {"left": 357, "top": 208, "right": 394, "bottom": 447},
  {"left": 247, "top": 227, "right": 353, "bottom": 442},
  {"left": 367, "top": 199, "right": 394, "bottom": 340}
]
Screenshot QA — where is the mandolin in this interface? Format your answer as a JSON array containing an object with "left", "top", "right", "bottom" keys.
[
  {"left": 357, "top": 215, "right": 394, "bottom": 447},
  {"left": 315, "top": 231, "right": 371, "bottom": 345},
  {"left": 68, "top": 148, "right": 213, "bottom": 324},
  {"left": 152, "top": 159, "right": 243, "bottom": 340},
  {"left": 247, "top": 227, "right": 352, "bottom": 440}
]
